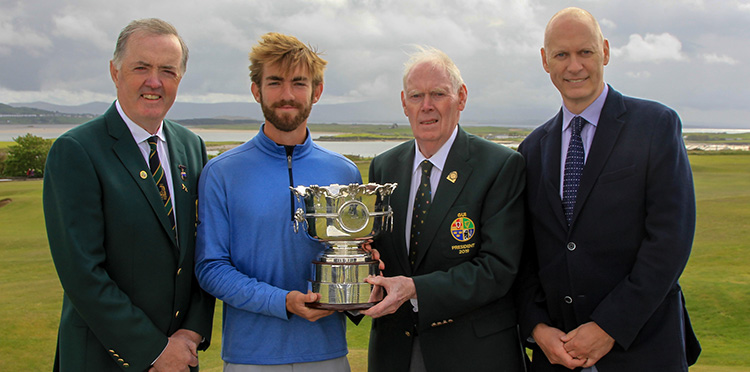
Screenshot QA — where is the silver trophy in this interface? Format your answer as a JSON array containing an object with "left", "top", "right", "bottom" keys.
[{"left": 291, "top": 183, "right": 397, "bottom": 310}]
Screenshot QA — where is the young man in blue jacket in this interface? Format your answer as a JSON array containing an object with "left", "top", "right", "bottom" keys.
[{"left": 195, "top": 32, "right": 361, "bottom": 371}]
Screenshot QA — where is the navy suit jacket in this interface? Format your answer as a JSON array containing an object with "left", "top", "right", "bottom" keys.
[
  {"left": 516, "top": 86, "right": 700, "bottom": 371},
  {"left": 368, "top": 127, "right": 527, "bottom": 372}
]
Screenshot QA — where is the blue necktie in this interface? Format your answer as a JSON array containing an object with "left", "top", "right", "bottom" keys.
[
  {"left": 563, "top": 116, "right": 585, "bottom": 226},
  {"left": 410, "top": 160, "right": 433, "bottom": 268}
]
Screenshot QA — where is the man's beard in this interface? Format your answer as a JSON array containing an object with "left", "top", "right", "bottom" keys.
[{"left": 260, "top": 96, "right": 312, "bottom": 133}]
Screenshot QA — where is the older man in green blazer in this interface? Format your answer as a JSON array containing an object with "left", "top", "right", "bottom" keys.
[
  {"left": 43, "top": 18, "right": 214, "bottom": 371},
  {"left": 363, "top": 47, "right": 526, "bottom": 372}
]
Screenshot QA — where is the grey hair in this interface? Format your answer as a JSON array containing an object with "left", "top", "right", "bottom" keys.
[
  {"left": 112, "top": 18, "right": 188, "bottom": 72},
  {"left": 402, "top": 45, "right": 464, "bottom": 92}
]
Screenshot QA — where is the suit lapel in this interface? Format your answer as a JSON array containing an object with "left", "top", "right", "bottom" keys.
[
  {"left": 539, "top": 112, "right": 568, "bottom": 231},
  {"left": 164, "top": 121, "right": 187, "bottom": 255},
  {"left": 572, "top": 87, "right": 626, "bottom": 227},
  {"left": 414, "top": 127, "right": 474, "bottom": 269},
  {"left": 107, "top": 106, "right": 178, "bottom": 254},
  {"left": 390, "top": 142, "right": 416, "bottom": 275}
]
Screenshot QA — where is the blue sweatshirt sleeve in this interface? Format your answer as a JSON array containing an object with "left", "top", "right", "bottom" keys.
[{"left": 195, "top": 160, "right": 290, "bottom": 320}]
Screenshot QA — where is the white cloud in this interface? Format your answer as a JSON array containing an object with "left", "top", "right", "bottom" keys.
[
  {"left": 186, "top": 17, "right": 254, "bottom": 52},
  {"left": 626, "top": 71, "right": 652, "bottom": 79},
  {"left": 52, "top": 14, "right": 111, "bottom": 51},
  {"left": 178, "top": 92, "right": 249, "bottom": 104},
  {"left": 339, "top": 74, "right": 392, "bottom": 103},
  {"left": 702, "top": 53, "right": 739, "bottom": 65},
  {"left": 599, "top": 18, "right": 617, "bottom": 30},
  {"left": 0, "top": 15, "right": 52, "bottom": 55},
  {"left": 611, "top": 33, "right": 687, "bottom": 62},
  {"left": 0, "top": 88, "right": 113, "bottom": 106}
]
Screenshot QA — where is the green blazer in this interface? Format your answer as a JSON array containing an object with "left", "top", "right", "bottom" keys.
[
  {"left": 367, "top": 126, "right": 526, "bottom": 372},
  {"left": 44, "top": 103, "right": 215, "bottom": 371}
]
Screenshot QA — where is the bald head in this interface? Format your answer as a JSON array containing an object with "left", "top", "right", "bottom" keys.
[
  {"left": 544, "top": 7, "right": 604, "bottom": 51},
  {"left": 541, "top": 7, "right": 610, "bottom": 114}
]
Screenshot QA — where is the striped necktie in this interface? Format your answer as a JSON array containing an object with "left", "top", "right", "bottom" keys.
[
  {"left": 562, "top": 116, "right": 586, "bottom": 226},
  {"left": 147, "top": 136, "right": 176, "bottom": 236},
  {"left": 410, "top": 160, "right": 433, "bottom": 269}
]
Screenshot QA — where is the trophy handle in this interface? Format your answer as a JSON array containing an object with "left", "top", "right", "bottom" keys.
[{"left": 293, "top": 207, "right": 308, "bottom": 233}]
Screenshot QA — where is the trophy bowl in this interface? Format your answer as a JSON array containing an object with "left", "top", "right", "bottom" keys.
[{"left": 291, "top": 183, "right": 397, "bottom": 310}]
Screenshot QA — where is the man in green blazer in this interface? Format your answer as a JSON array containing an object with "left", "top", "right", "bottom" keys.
[
  {"left": 363, "top": 47, "right": 526, "bottom": 371},
  {"left": 43, "top": 18, "right": 214, "bottom": 371}
]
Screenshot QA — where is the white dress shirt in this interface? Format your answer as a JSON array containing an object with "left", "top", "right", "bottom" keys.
[
  {"left": 116, "top": 101, "right": 177, "bottom": 228},
  {"left": 404, "top": 125, "right": 458, "bottom": 312}
]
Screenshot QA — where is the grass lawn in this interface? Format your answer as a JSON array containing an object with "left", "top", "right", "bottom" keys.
[{"left": 0, "top": 153, "right": 748, "bottom": 371}]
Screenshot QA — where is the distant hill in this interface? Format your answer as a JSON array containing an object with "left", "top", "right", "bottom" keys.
[
  {"left": 10, "top": 101, "right": 266, "bottom": 125},
  {"left": 0, "top": 103, "right": 58, "bottom": 115},
  {"left": 0, "top": 103, "right": 95, "bottom": 124}
]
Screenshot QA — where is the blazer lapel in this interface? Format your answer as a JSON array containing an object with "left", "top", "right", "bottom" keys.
[
  {"left": 414, "top": 127, "right": 474, "bottom": 269},
  {"left": 389, "top": 142, "right": 417, "bottom": 275},
  {"left": 539, "top": 112, "right": 568, "bottom": 231},
  {"left": 572, "top": 87, "right": 626, "bottom": 227},
  {"left": 107, "top": 106, "right": 178, "bottom": 253},
  {"left": 164, "top": 121, "right": 187, "bottom": 254}
]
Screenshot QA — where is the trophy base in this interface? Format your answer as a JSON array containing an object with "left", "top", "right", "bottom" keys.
[
  {"left": 304, "top": 301, "right": 377, "bottom": 311},
  {"left": 307, "top": 259, "right": 381, "bottom": 310}
]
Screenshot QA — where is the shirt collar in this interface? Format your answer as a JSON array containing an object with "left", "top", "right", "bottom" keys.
[
  {"left": 255, "top": 123, "right": 314, "bottom": 159},
  {"left": 116, "top": 100, "right": 165, "bottom": 144},
  {"left": 412, "top": 125, "right": 458, "bottom": 174},
  {"left": 562, "top": 83, "right": 608, "bottom": 131}
]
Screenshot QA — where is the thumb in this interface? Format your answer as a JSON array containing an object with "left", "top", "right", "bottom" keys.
[
  {"left": 304, "top": 290, "right": 321, "bottom": 302},
  {"left": 365, "top": 275, "right": 385, "bottom": 286}
]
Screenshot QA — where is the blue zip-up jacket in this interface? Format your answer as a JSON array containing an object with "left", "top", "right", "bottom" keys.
[{"left": 195, "top": 125, "right": 362, "bottom": 364}]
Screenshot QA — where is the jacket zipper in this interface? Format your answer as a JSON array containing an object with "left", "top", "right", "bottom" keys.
[{"left": 286, "top": 146, "right": 295, "bottom": 223}]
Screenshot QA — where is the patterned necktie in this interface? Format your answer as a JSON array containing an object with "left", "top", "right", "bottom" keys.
[
  {"left": 410, "top": 160, "right": 433, "bottom": 268},
  {"left": 148, "top": 136, "right": 176, "bottom": 236},
  {"left": 562, "top": 116, "right": 586, "bottom": 226}
]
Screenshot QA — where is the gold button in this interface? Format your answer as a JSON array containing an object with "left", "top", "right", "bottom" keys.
[
  {"left": 175, "top": 311, "right": 180, "bottom": 318},
  {"left": 405, "top": 331, "right": 411, "bottom": 337}
]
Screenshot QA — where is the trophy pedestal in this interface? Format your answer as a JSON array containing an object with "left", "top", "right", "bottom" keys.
[{"left": 305, "top": 245, "right": 379, "bottom": 310}]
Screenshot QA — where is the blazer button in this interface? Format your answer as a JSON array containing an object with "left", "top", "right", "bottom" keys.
[
  {"left": 567, "top": 242, "right": 576, "bottom": 251},
  {"left": 564, "top": 296, "right": 573, "bottom": 304}
]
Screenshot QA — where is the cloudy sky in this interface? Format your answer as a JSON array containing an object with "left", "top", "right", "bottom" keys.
[{"left": 1, "top": 0, "right": 748, "bottom": 128}]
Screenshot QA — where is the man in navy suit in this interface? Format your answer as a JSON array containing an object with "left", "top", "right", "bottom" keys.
[{"left": 517, "top": 7, "right": 701, "bottom": 371}]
